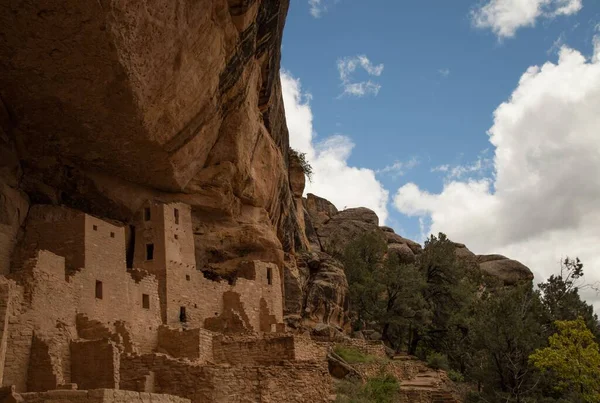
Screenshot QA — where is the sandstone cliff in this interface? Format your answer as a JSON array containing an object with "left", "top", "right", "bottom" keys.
[{"left": 0, "top": 0, "right": 307, "bottom": 280}]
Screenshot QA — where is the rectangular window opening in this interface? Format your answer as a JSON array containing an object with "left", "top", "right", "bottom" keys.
[
  {"left": 110, "top": 232, "right": 115, "bottom": 238},
  {"left": 93, "top": 225, "right": 98, "bottom": 231},
  {"left": 179, "top": 307, "right": 187, "bottom": 323},
  {"left": 142, "top": 294, "right": 150, "bottom": 309},
  {"left": 144, "top": 208, "right": 151, "bottom": 221},
  {"left": 186, "top": 274, "right": 190, "bottom": 281},
  {"left": 267, "top": 267, "right": 272, "bottom": 285},
  {"left": 174, "top": 234, "right": 179, "bottom": 240},
  {"left": 95, "top": 281, "right": 103, "bottom": 299},
  {"left": 174, "top": 208, "right": 180, "bottom": 225},
  {"left": 146, "top": 244, "right": 154, "bottom": 261}
]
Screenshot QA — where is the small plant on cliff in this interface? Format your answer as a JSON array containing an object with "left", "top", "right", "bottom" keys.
[
  {"left": 426, "top": 352, "right": 449, "bottom": 371},
  {"left": 289, "top": 147, "right": 313, "bottom": 182}
]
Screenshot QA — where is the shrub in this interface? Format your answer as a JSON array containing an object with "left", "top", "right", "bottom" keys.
[
  {"left": 426, "top": 352, "right": 449, "bottom": 371},
  {"left": 363, "top": 374, "right": 400, "bottom": 403},
  {"left": 289, "top": 148, "right": 313, "bottom": 181},
  {"left": 335, "top": 375, "right": 399, "bottom": 403},
  {"left": 447, "top": 369, "right": 464, "bottom": 383},
  {"left": 334, "top": 345, "right": 379, "bottom": 364}
]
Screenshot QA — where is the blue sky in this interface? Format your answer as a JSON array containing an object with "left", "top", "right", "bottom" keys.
[
  {"left": 280, "top": 0, "right": 600, "bottom": 305},
  {"left": 281, "top": 0, "right": 599, "bottom": 236}
]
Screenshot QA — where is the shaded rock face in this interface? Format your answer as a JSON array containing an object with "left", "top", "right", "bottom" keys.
[
  {"left": 297, "top": 252, "right": 350, "bottom": 331},
  {"left": 317, "top": 207, "right": 382, "bottom": 257},
  {"left": 0, "top": 0, "right": 309, "bottom": 278},
  {"left": 477, "top": 254, "right": 534, "bottom": 285}
]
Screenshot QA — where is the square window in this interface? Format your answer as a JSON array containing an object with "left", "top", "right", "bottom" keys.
[
  {"left": 93, "top": 225, "right": 98, "bottom": 231},
  {"left": 144, "top": 208, "right": 151, "bottom": 221},
  {"left": 142, "top": 294, "right": 150, "bottom": 309},
  {"left": 174, "top": 208, "right": 180, "bottom": 225},
  {"left": 146, "top": 244, "right": 154, "bottom": 261},
  {"left": 186, "top": 275, "right": 190, "bottom": 281},
  {"left": 95, "top": 281, "right": 103, "bottom": 299},
  {"left": 174, "top": 234, "right": 179, "bottom": 240},
  {"left": 110, "top": 232, "right": 115, "bottom": 238}
]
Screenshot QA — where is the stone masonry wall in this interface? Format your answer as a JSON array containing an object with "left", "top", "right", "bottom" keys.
[
  {"left": 212, "top": 334, "right": 295, "bottom": 365},
  {"left": 157, "top": 326, "right": 214, "bottom": 362},
  {"left": 17, "top": 389, "right": 190, "bottom": 403},
  {"left": 120, "top": 353, "right": 331, "bottom": 403},
  {"left": 132, "top": 203, "right": 284, "bottom": 334},
  {"left": 71, "top": 340, "right": 120, "bottom": 390}
]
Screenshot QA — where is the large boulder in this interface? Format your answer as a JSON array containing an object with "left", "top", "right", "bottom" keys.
[
  {"left": 380, "top": 226, "right": 423, "bottom": 255},
  {"left": 387, "top": 243, "right": 416, "bottom": 264},
  {"left": 477, "top": 255, "right": 534, "bottom": 285},
  {"left": 303, "top": 193, "right": 338, "bottom": 230},
  {"left": 317, "top": 208, "right": 382, "bottom": 256}
]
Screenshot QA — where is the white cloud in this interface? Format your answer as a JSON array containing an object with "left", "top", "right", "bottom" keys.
[
  {"left": 377, "top": 157, "right": 419, "bottom": 178},
  {"left": 472, "top": 0, "right": 583, "bottom": 39},
  {"left": 337, "top": 55, "right": 384, "bottom": 97},
  {"left": 308, "top": 0, "right": 340, "bottom": 18},
  {"left": 431, "top": 152, "right": 494, "bottom": 181},
  {"left": 438, "top": 68, "right": 451, "bottom": 77},
  {"left": 281, "top": 70, "right": 389, "bottom": 224},
  {"left": 394, "top": 45, "right": 600, "bottom": 309}
]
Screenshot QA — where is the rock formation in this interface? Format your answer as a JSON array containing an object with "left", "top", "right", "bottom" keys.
[{"left": 0, "top": 1, "right": 535, "bottom": 401}]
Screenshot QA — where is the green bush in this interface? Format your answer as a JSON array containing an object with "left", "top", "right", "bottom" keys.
[
  {"left": 363, "top": 374, "right": 400, "bottom": 403},
  {"left": 426, "top": 352, "right": 449, "bottom": 371},
  {"left": 335, "top": 375, "right": 399, "bottom": 403},
  {"left": 334, "top": 345, "right": 378, "bottom": 364},
  {"left": 447, "top": 369, "right": 464, "bottom": 383}
]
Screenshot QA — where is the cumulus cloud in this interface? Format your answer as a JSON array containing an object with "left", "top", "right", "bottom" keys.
[
  {"left": 337, "top": 55, "right": 384, "bottom": 97},
  {"left": 281, "top": 70, "right": 389, "bottom": 223},
  {"left": 472, "top": 0, "right": 583, "bottom": 39},
  {"left": 394, "top": 45, "right": 600, "bottom": 308}
]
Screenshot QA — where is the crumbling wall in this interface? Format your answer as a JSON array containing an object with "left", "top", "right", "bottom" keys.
[
  {"left": 70, "top": 339, "right": 119, "bottom": 390},
  {"left": 26, "top": 333, "right": 60, "bottom": 392},
  {"left": 292, "top": 336, "right": 328, "bottom": 361},
  {"left": 157, "top": 326, "right": 214, "bottom": 362},
  {"left": 212, "top": 335, "right": 295, "bottom": 365}
]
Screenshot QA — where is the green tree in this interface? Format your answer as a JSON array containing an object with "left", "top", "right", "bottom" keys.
[
  {"left": 529, "top": 318, "right": 600, "bottom": 403},
  {"left": 538, "top": 258, "right": 600, "bottom": 339},
  {"left": 341, "top": 233, "right": 427, "bottom": 350},
  {"left": 470, "top": 284, "right": 547, "bottom": 402}
]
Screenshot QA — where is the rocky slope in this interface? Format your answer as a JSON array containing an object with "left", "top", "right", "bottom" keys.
[{"left": 284, "top": 192, "right": 534, "bottom": 333}]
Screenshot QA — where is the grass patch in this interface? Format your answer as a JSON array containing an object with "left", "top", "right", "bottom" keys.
[
  {"left": 335, "top": 374, "right": 400, "bottom": 403},
  {"left": 334, "top": 345, "right": 380, "bottom": 364}
]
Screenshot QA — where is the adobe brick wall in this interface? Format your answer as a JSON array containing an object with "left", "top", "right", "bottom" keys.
[
  {"left": 17, "top": 388, "right": 190, "bottom": 403},
  {"left": 27, "top": 333, "right": 60, "bottom": 391},
  {"left": 71, "top": 340, "right": 119, "bottom": 390}
]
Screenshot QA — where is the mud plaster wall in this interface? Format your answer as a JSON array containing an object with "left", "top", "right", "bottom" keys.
[
  {"left": 120, "top": 354, "right": 331, "bottom": 403},
  {"left": 17, "top": 389, "right": 190, "bottom": 403}
]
